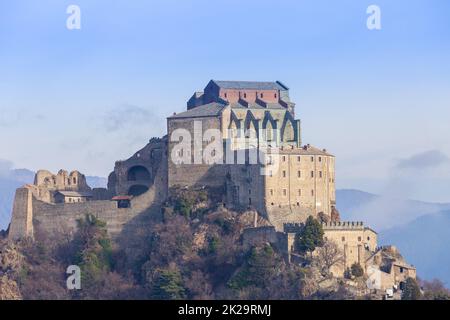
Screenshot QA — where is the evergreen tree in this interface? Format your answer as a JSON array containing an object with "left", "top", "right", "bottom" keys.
[
  {"left": 73, "top": 214, "right": 113, "bottom": 288},
  {"left": 151, "top": 267, "right": 186, "bottom": 300},
  {"left": 295, "top": 216, "right": 324, "bottom": 255}
]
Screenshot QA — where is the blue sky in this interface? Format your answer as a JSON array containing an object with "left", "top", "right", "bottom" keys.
[{"left": 1, "top": 0, "right": 450, "bottom": 202}]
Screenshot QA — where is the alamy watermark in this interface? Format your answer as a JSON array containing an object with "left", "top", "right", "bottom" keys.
[
  {"left": 66, "top": 5, "right": 81, "bottom": 30},
  {"left": 66, "top": 265, "right": 81, "bottom": 290},
  {"left": 367, "top": 5, "right": 381, "bottom": 30}
]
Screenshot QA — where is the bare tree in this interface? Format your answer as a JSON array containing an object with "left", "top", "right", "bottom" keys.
[{"left": 315, "top": 240, "right": 344, "bottom": 277}]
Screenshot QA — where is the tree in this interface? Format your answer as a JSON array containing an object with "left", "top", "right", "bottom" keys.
[
  {"left": 330, "top": 206, "right": 341, "bottom": 222},
  {"left": 315, "top": 241, "right": 344, "bottom": 276},
  {"left": 421, "top": 279, "right": 450, "bottom": 300},
  {"left": 151, "top": 267, "right": 186, "bottom": 300},
  {"left": 350, "top": 263, "right": 364, "bottom": 278},
  {"left": 295, "top": 216, "right": 324, "bottom": 255},
  {"left": 227, "top": 244, "right": 278, "bottom": 291},
  {"left": 71, "top": 214, "right": 114, "bottom": 295},
  {"left": 402, "top": 277, "right": 422, "bottom": 300}
]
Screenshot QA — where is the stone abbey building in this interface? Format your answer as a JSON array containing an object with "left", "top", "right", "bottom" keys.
[
  {"left": 7, "top": 80, "right": 415, "bottom": 293},
  {"left": 167, "top": 80, "right": 335, "bottom": 230}
]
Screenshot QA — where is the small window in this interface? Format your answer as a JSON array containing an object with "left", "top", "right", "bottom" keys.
[
  {"left": 248, "top": 189, "right": 251, "bottom": 195},
  {"left": 319, "top": 157, "right": 322, "bottom": 162},
  {"left": 271, "top": 202, "right": 274, "bottom": 206},
  {"left": 282, "top": 156, "right": 286, "bottom": 162},
  {"left": 249, "top": 198, "right": 252, "bottom": 205},
  {"left": 274, "top": 93, "right": 277, "bottom": 98},
  {"left": 400, "top": 267, "right": 404, "bottom": 273},
  {"left": 283, "top": 189, "right": 287, "bottom": 196},
  {"left": 367, "top": 236, "right": 370, "bottom": 241},
  {"left": 270, "top": 189, "right": 274, "bottom": 196},
  {"left": 296, "top": 202, "right": 300, "bottom": 206},
  {"left": 73, "top": 177, "right": 77, "bottom": 184},
  {"left": 298, "top": 189, "right": 301, "bottom": 196},
  {"left": 224, "top": 92, "right": 227, "bottom": 98},
  {"left": 311, "top": 171, "right": 314, "bottom": 178},
  {"left": 342, "top": 237, "right": 345, "bottom": 242},
  {"left": 282, "top": 170, "right": 286, "bottom": 177},
  {"left": 260, "top": 93, "right": 264, "bottom": 98},
  {"left": 243, "top": 93, "right": 247, "bottom": 98},
  {"left": 311, "top": 156, "right": 314, "bottom": 162},
  {"left": 319, "top": 171, "right": 323, "bottom": 178},
  {"left": 311, "top": 190, "right": 314, "bottom": 196},
  {"left": 297, "top": 171, "right": 301, "bottom": 178},
  {"left": 297, "top": 156, "right": 301, "bottom": 162},
  {"left": 358, "top": 237, "right": 362, "bottom": 242},
  {"left": 269, "top": 170, "right": 273, "bottom": 177}
]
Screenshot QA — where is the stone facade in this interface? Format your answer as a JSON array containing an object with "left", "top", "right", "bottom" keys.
[
  {"left": 108, "top": 137, "right": 167, "bottom": 197},
  {"left": 168, "top": 80, "right": 335, "bottom": 230},
  {"left": 321, "top": 222, "right": 377, "bottom": 275}
]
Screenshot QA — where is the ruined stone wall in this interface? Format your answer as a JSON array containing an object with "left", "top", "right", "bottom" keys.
[
  {"left": 109, "top": 138, "right": 166, "bottom": 196},
  {"left": 34, "top": 170, "right": 90, "bottom": 192},
  {"left": 8, "top": 148, "right": 168, "bottom": 241}
]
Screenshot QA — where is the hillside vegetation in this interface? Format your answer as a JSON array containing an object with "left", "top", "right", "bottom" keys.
[{"left": 0, "top": 187, "right": 446, "bottom": 300}]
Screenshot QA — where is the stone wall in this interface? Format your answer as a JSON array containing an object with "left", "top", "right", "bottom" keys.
[
  {"left": 108, "top": 137, "right": 166, "bottom": 196},
  {"left": 167, "top": 115, "right": 229, "bottom": 188},
  {"left": 8, "top": 188, "right": 34, "bottom": 240},
  {"left": 8, "top": 145, "right": 168, "bottom": 241},
  {"left": 322, "top": 222, "right": 378, "bottom": 276}
]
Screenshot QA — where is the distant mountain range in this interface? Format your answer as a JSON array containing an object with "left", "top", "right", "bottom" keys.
[
  {"left": 0, "top": 169, "right": 107, "bottom": 231},
  {"left": 381, "top": 211, "right": 450, "bottom": 286},
  {"left": 336, "top": 189, "right": 450, "bottom": 231}
]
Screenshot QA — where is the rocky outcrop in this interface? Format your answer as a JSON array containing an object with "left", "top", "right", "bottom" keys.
[
  {"left": 0, "top": 275, "right": 22, "bottom": 300},
  {"left": 0, "top": 242, "right": 24, "bottom": 272}
]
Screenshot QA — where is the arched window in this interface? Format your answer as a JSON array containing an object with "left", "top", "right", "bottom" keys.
[{"left": 127, "top": 166, "right": 151, "bottom": 181}]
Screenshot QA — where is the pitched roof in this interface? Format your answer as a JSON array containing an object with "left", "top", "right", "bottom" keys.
[
  {"left": 55, "top": 191, "right": 93, "bottom": 197},
  {"left": 212, "top": 80, "right": 289, "bottom": 91},
  {"left": 168, "top": 102, "right": 226, "bottom": 119}
]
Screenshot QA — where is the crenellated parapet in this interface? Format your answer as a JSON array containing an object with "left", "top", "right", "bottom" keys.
[{"left": 322, "top": 221, "right": 365, "bottom": 230}]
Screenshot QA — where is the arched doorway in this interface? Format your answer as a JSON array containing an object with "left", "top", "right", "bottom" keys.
[
  {"left": 127, "top": 166, "right": 151, "bottom": 181},
  {"left": 128, "top": 185, "right": 149, "bottom": 196}
]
